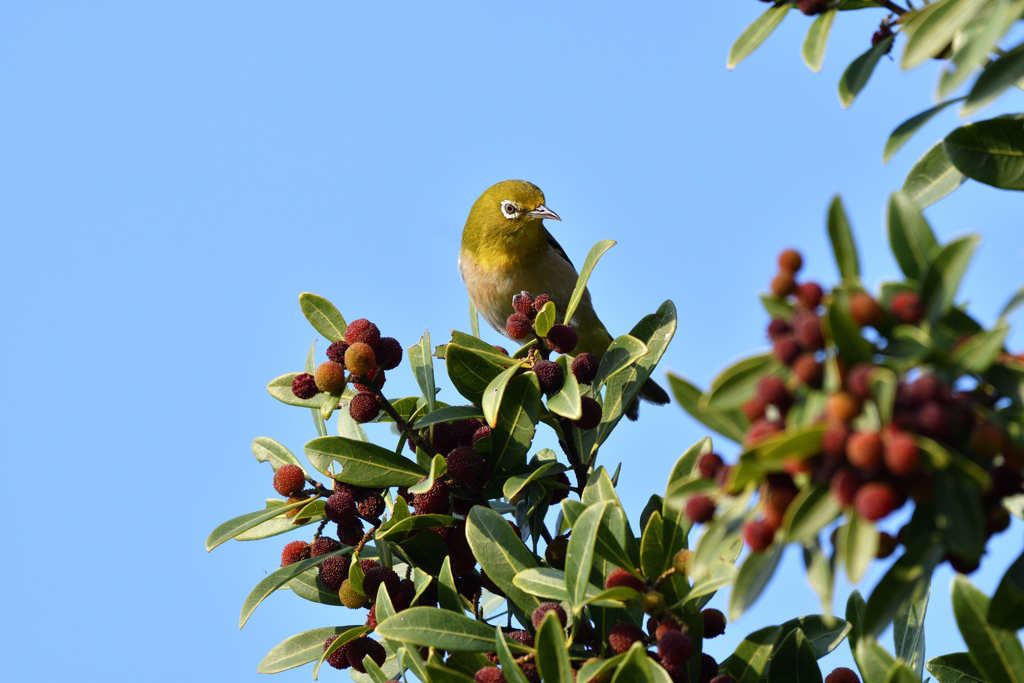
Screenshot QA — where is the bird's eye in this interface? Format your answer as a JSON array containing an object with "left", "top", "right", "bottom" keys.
[{"left": 501, "top": 200, "right": 518, "bottom": 219}]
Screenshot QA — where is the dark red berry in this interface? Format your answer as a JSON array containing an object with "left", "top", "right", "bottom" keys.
[
  {"left": 798, "top": 0, "right": 828, "bottom": 14},
  {"left": 352, "top": 367, "right": 386, "bottom": 393},
  {"left": 337, "top": 518, "right": 364, "bottom": 546},
  {"left": 429, "top": 421, "right": 459, "bottom": 456},
  {"left": 454, "top": 418, "right": 485, "bottom": 446},
  {"left": 474, "top": 667, "right": 507, "bottom": 683},
  {"left": 326, "top": 340, "right": 350, "bottom": 365},
  {"left": 890, "top": 292, "right": 923, "bottom": 324},
  {"left": 362, "top": 565, "right": 401, "bottom": 603},
  {"left": 830, "top": 469, "right": 861, "bottom": 507},
  {"left": 608, "top": 622, "right": 646, "bottom": 654},
  {"left": 742, "top": 396, "right": 767, "bottom": 422},
  {"left": 699, "top": 654, "right": 720, "bottom": 683},
  {"left": 357, "top": 491, "right": 385, "bottom": 518},
  {"left": 797, "top": 282, "right": 823, "bottom": 309},
  {"left": 571, "top": 352, "right": 600, "bottom": 384},
  {"left": 767, "top": 318, "right": 791, "bottom": 340},
  {"left": 344, "top": 319, "right": 381, "bottom": 348},
  {"left": 884, "top": 432, "right": 921, "bottom": 476},
  {"left": 822, "top": 423, "right": 850, "bottom": 458},
  {"left": 447, "top": 446, "right": 489, "bottom": 488},
  {"left": 533, "top": 294, "right": 552, "bottom": 312},
  {"left": 549, "top": 472, "right": 572, "bottom": 506},
  {"left": 323, "top": 636, "right": 351, "bottom": 670},
  {"left": 273, "top": 464, "right": 306, "bottom": 497},
  {"left": 506, "top": 313, "right": 532, "bottom": 339},
  {"left": 318, "top": 555, "right": 350, "bottom": 591},
  {"left": 697, "top": 452, "right": 724, "bottom": 479},
  {"left": 325, "top": 490, "right": 357, "bottom": 523},
  {"left": 413, "top": 478, "right": 450, "bottom": 515},
  {"left": 532, "top": 359, "right": 565, "bottom": 394},
  {"left": 472, "top": 425, "right": 491, "bottom": 444},
  {"left": 531, "top": 602, "right": 567, "bottom": 630},
  {"left": 605, "top": 567, "right": 644, "bottom": 592},
  {"left": 854, "top": 482, "right": 899, "bottom": 521},
  {"left": 658, "top": 629, "right": 693, "bottom": 666},
  {"left": 773, "top": 335, "right": 800, "bottom": 365},
  {"left": 291, "top": 373, "right": 320, "bottom": 399},
  {"left": 547, "top": 324, "right": 578, "bottom": 354},
  {"left": 311, "top": 536, "right": 341, "bottom": 557},
  {"left": 757, "top": 376, "right": 791, "bottom": 409},
  {"left": 702, "top": 608, "right": 726, "bottom": 638},
  {"left": 281, "top": 540, "right": 311, "bottom": 566},
  {"left": 794, "top": 311, "right": 825, "bottom": 350},
  {"left": 825, "top": 667, "right": 860, "bottom": 683},
  {"left": 685, "top": 495, "right": 716, "bottom": 524},
  {"left": 513, "top": 291, "right": 535, "bottom": 317},
  {"left": 876, "top": 532, "right": 897, "bottom": 559},
  {"left": 375, "top": 337, "right": 403, "bottom": 370},
  {"left": 573, "top": 397, "right": 602, "bottom": 430},
  {"left": 743, "top": 519, "right": 775, "bottom": 552},
  {"left": 346, "top": 637, "right": 386, "bottom": 674},
  {"left": 492, "top": 345, "right": 509, "bottom": 356},
  {"left": 349, "top": 392, "right": 381, "bottom": 423}
]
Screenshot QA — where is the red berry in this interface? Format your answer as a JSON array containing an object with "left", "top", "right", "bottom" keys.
[
  {"left": 447, "top": 446, "right": 489, "bottom": 488},
  {"left": 362, "top": 565, "right": 401, "bottom": 603},
  {"left": 344, "top": 319, "right": 381, "bottom": 348},
  {"left": 605, "top": 567, "right": 644, "bottom": 592},
  {"left": 608, "top": 622, "right": 646, "bottom": 654},
  {"left": 273, "top": 464, "right": 306, "bottom": 497},
  {"left": 318, "top": 555, "right": 350, "bottom": 591},
  {"left": 685, "top": 495, "right": 716, "bottom": 524},
  {"left": 326, "top": 340, "right": 350, "bottom": 365},
  {"left": 533, "top": 294, "right": 552, "bottom": 312},
  {"left": 742, "top": 396, "right": 767, "bottom": 422},
  {"left": 532, "top": 359, "right": 565, "bottom": 394},
  {"left": 793, "top": 353, "right": 823, "bottom": 388},
  {"left": 573, "top": 397, "right": 602, "bottom": 430},
  {"left": 849, "top": 292, "right": 884, "bottom": 327},
  {"left": 349, "top": 392, "right": 381, "bottom": 423},
  {"left": 513, "top": 291, "right": 535, "bottom": 317},
  {"left": 743, "top": 519, "right": 775, "bottom": 552},
  {"left": 506, "top": 312, "right": 532, "bottom": 339},
  {"left": 767, "top": 318, "right": 791, "bottom": 340},
  {"left": 547, "top": 324, "right": 578, "bottom": 354},
  {"left": 337, "top": 518, "right": 365, "bottom": 546},
  {"left": 311, "top": 536, "right": 341, "bottom": 557},
  {"left": 825, "top": 667, "right": 860, "bottom": 683},
  {"left": 847, "top": 431, "right": 883, "bottom": 471},
  {"left": 745, "top": 418, "right": 784, "bottom": 447},
  {"left": 846, "top": 363, "right": 874, "bottom": 401},
  {"left": 916, "top": 401, "right": 949, "bottom": 439},
  {"left": 281, "top": 540, "right": 311, "bottom": 566},
  {"left": 454, "top": 418, "right": 484, "bottom": 446},
  {"left": 884, "top": 432, "right": 921, "bottom": 476},
  {"left": 700, "top": 653, "right": 720, "bottom": 683},
  {"left": 474, "top": 667, "right": 507, "bottom": 683},
  {"left": 697, "top": 452, "right": 724, "bottom": 479},
  {"left": 531, "top": 602, "right": 567, "bottom": 630},
  {"left": 794, "top": 312, "right": 825, "bottom": 350},
  {"left": 413, "top": 478, "right": 450, "bottom": 515},
  {"left": 325, "top": 490, "right": 357, "bottom": 523},
  {"left": 778, "top": 249, "right": 803, "bottom": 272},
  {"left": 549, "top": 472, "right": 572, "bottom": 506},
  {"left": 571, "top": 352, "right": 600, "bottom": 384},
  {"left": 352, "top": 367, "right": 386, "bottom": 393},
  {"left": 827, "top": 391, "right": 861, "bottom": 422},
  {"left": 472, "top": 425, "right": 491, "bottom": 444},
  {"left": 890, "top": 292, "right": 923, "bottom": 324},
  {"left": 323, "top": 636, "right": 351, "bottom": 670},
  {"left": 797, "top": 282, "right": 823, "bottom": 309},
  {"left": 357, "top": 491, "right": 386, "bottom": 518},
  {"left": 854, "top": 482, "right": 900, "bottom": 521},
  {"left": 702, "top": 608, "right": 726, "bottom": 638},
  {"left": 658, "top": 629, "right": 693, "bottom": 666},
  {"left": 822, "top": 423, "right": 850, "bottom": 458},
  {"left": 429, "top": 421, "right": 459, "bottom": 456},
  {"left": 346, "top": 637, "right": 386, "bottom": 674},
  {"left": 376, "top": 337, "right": 404, "bottom": 370},
  {"left": 773, "top": 335, "right": 800, "bottom": 365},
  {"left": 291, "top": 372, "right": 320, "bottom": 399},
  {"left": 757, "top": 376, "right": 790, "bottom": 408}
]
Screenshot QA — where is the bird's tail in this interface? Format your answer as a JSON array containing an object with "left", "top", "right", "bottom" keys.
[{"left": 625, "top": 377, "right": 671, "bottom": 421}]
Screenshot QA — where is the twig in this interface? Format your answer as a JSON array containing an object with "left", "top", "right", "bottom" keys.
[
  {"left": 356, "top": 374, "right": 437, "bottom": 457},
  {"left": 875, "top": 0, "right": 907, "bottom": 15}
]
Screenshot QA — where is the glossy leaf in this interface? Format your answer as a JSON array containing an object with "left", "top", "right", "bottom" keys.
[
  {"left": 239, "top": 549, "right": 348, "bottom": 628},
  {"left": 286, "top": 568, "right": 342, "bottom": 606},
  {"left": 468, "top": 298, "right": 480, "bottom": 338},
  {"left": 903, "top": 141, "right": 968, "bottom": 208},
  {"left": 252, "top": 437, "right": 304, "bottom": 472},
  {"left": 723, "top": 625, "right": 782, "bottom": 683},
  {"left": 802, "top": 9, "right": 836, "bottom": 73},
  {"left": 884, "top": 99, "right": 965, "bottom": 164},
  {"left": 963, "top": 42, "right": 1024, "bottom": 116},
  {"left": 561, "top": 499, "right": 635, "bottom": 574},
  {"left": 1000, "top": 284, "right": 1024, "bottom": 319},
  {"left": 482, "top": 362, "right": 523, "bottom": 428},
  {"left": 687, "top": 560, "right": 739, "bottom": 606},
  {"left": 728, "top": 4, "right": 789, "bottom": 70},
  {"left": 409, "top": 330, "right": 436, "bottom": 412},
  {"left": 827, "top": 196, "right": 860, "bottom": 281},
  {"left": 494, "top": 625, "right": 532, "bottom": 683},
  {"left": 728, "top": 541, "right": 782, "bottom": 622},
  {"left": 374, "top": 607, "right": 498, "bottom": 652},
  {"left": 257, "top": 626, "right": 359, "bottom": 674},
  {"left": 802, "top": 540, "right": 834, "bottom": 618},
  {"left": 952, "top": 574, "right": 1024, "bottom": 683},
  {"left": 921, "top": 235, "right": 980, "bottom": 327},
  {"left": 903, "top": 0, "right": 987, "bottom": 70},
  {"left": 767, "top": 628, "right": 823, "bottom": 683},
  {"left": 566, "top": 502, "right": 606, "bottom": 610},
  {"left": 944, "top": 117, "right": 1024, "bottom": 190},
  {"left": 466, "top": 505, "right": 541, "bottom": 614},
  {"left": 536, "top": 611, "right": 574, "bottom": 683},
  {"left": 883, "top": 661, "right": 923, "bottom": 683},
  {"left": 926, "top": 652, "right": 987, "bottom": 683},
  {"left": 535, "top": 300, "right": 556, "bottom": 338},
  {"left": 662, "top": 437, "right": 711, "bottom": 563},
  {"left": 489, "top": 372, "right": 540, "bottom": 477},
  {"left": 304, "top": 436, "right": 426, "bottom": 488},
  {"left": 839, "top": 512, "right": 879, "bottom": 585},
  {"left": 547, "top": 370, "right": 583, "bottom": 420},
  {"left": 829, "top": 289, "right": 874, "bottom": 364},
  {"left": 939, "top": 0, "right": 1023, "bottom": 97},
  {"left": 855, "top": 637, "right": 898, "bottom": 683},
  {"left": 592, "top": 334, "right": 648, "bottom": 393},
  {"left": 783, "top": 483, "right": 841, "bottom": 544},
  {"left": 893, "top": 577, "right": 930, "bottom": 680},
  {"left": 234, "top": 500, "right": 322, "bottom": 541},
  {"left": 667, "top": 373, "right": 747, "bottom": 443},
  {"left": 863, "top": 542, "right": 944, "bottom": 639},
  {"left": 612, "top": 643, "right": 655, "bottom": 683},
  {"left": 298, "top": 292, "right": 347, "bottom": 341},
  {"left": 206, "top": 497, "right": 320, "bottom": 551},
  {"left": 989, "top": 550, "right": 1024, "bottom": 630},
  {"left": 563, "top": 239, "right": 615, "bottom": 325},
  {"left": 445, "top": 344, "right": 505, "bottom": 406},
  {"left": 701, "top": 353, "right": 781, "bottom": 412},
  {"left": 448, "top": 331, "right": 521, "bottom": 366},
  {"left": 887, "top": 191, "right": 940, "bottom": 281},
  {"left": 839, "top": 35, "right": 895, "bottom": 108},
  {"left": 267, "top": 372, "right": 330, "bottom": 409},
  {"left": 775, "top": 615, "right": 851, "bottom": 660},
  {"left": 413, "top": 405, "right": 484, "bottom": 428},
  {"left": 640, "top": 511, "right": 666, "bottom": 588}
]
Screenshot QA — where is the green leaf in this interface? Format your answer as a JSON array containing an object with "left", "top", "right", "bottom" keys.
[
  {"left": 951, "top": 574, "right": 1024, "bottom": 683},
  {"left": 921, "top": 235, "right": 980, "bottom": 327},
  {"left": 937, "top": 468, "right": 988, "bottom": 564},
  {"left": 692, "top": 490, "right": 752, "bottom": 578},
  {"left": 802, "top": 540, "right": 834, "bottom": 618},
  {"left": 234, "top": 500, "right": 322, "bottom": 541},
  {"left": 469, "top": 298, "right": 480, "bottom": 338},
  {"left": 667, "top": 373, "right": 748, "bottom": 443},
  {"left": 267, "top": 372, "right": 330, "bottom": 409},
  {"left": 863, "top": 543, "right": 944, "bottom": 639},
  {"left": 564, "top": 239, "right": 616, "bottom": 325},
  {"left": 828, "top": 289, "right": 874, "bottom": 364},
  {"left": 547, "top": 370, "right": 583, "bottom": 420},
  {"left": 536, "top": 611, "right": 574, "bottom": 683},
  {"left": 783, "top": 483, "right": 842, "bottom": 544},
  {"left": 445, "top": 344, "right": 505, "bottom": 406},
  {"left": 640, "top": 511, "right": 666, "bottom": 588},
  {"left": 298, "top": 292, "right": 347, "bottom": 341},
  {"left": 989, "top": 550, "right": 1024, "bottom": 630},
  {"left": 512, "top": 568, "right": 636, "bottom": 607},
  {"left": 883, "top": 661, "right": 923, "bottom": 683},
  {"left": 903, "top": 0, "right": 988, "bottom": 70},
  {"left": 466, "top": 506, "right": 542, "bottom": 614},
  {"left": 728, "top": 541, "right": 782, "bottom": 622},
  {"left": 494, "top": 625, "right": 532, "bottom": 683},
  {"left": 252, "top": 436, "right": 304, "bottom": 472},
  {"left": 304, "top": 436, "right": 426, "bottom": 488},
  {"left": 846, "top": 590, "right": 866, "bottom": 651},
  {"left": 482, "top": 362, "right": 524, "bottom": 428},
  {"left": 579, "top": 654, "right": 628, "bottom": 683},
  {"left": 927, "top": 652, "right": 987, "bottom": 683},
  {"left": 448, "top": 331, "right": 521, "bottom": 366},
  {"left": 727, "top": 3, "right": 790, "bottom": 70},
  {"left": 206, "top": 497, "right": 321, "bottom": 551},
  {"left": 887, "top": 191, "right": 940, "bottom": 281},
  {"left": 1000, "top": 284, "right": 1024, "bottom": 319},
  {"left": 286, "top": 568, "right": 343, "bottom": 606},
  {"left": 893, "top": 577, "right": 930, "bottom": 680},
  {"left": 723, "top": 625, "right": 782, "bottom": 683},
  {"left": 839, "top": 512, "right": 879, "bottom": 585},
  {"left": 802, "top": 9, "right": 836, "bottom": 73},
  {"left": 413, "top": 405, "right": 485, "bottom": 428},
  {"left": 687, "top": 560, "right": 739, "bottom": 606},
  {"left": 561, "top": 499, "right": 635, "bottom": 574},
  {"left": 884, "top": 99, "right": 965, "bottom": 163},
  {"left": 767, "top": 628, "right": 823, "bottom": 683},
  {"left": 566, "top": 502, "right": 607, "bottom": 610},
  {"left": 376, "top": 512, "right": 454, "bottom": 542},
  {"left": 869, "top": 366, "right": 898, "bottom": 426},
  {"left": 374, "top": 606, "right": 499, "bottom": 652},
  {"left": 839, "top": 34, "right": 895, "bottom": 108},
  {"left": 239, "top": 548, "right": 348, "bottom": 628},
  {"left": 775, "top": 615, "right": 852, "bottom": 660},
  {"left": 612, "top": 643, "right": 655, "bottom": 683},
  {"left": 744, "top": 424, "right": 829, "bottom": 468},
  {"left": 701, "top": 353, "right": 782, "bottom": 412},
  {"left": 944, "top": 117, "right": 1024, "bottom": 190},
  {"left": 593, "top": 334, "right": 648, "bottom": 393},
  {"left": 502, "top": 458, "right": 563, "bottom": 501},
  {"left": 827, "top": 196, "right": 860, "bottom": 281},
  {"left": 257, "top": 626, "right": 360, "bottom": 674},
  {"left": 902, "top": 140, "right": 968, "bottom": 208},
  {"left": 535, "top": 300, "right": 556, "bottom": 338},
  {"left": 662, "top": 437, "right": 711, "bottom": 560},
  {"left": 855, "top": 637, "right": 898, "bottom": 683},
  {"left": 311, "top": 626, "right": 371, "bottom": 680},
  {"left": 938, "top": 0, "right": 1024, "bottom": 98},
  {"left": 963, "top": 42, "right": 1024, "bottom": 116},
  {"left": 489, "top": 372, "right": 541, "bottom": 477},
  {"left": 409, "top": 330, "right": 436, "bottom": 412}
]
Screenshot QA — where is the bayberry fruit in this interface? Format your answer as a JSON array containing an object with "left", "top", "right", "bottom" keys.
[
  {"left": 346, "top": 637, "right": 386, "bottom": 674},
  {"left": 323, "top": 636, "right": 350, "bottom": 670},
  {"left": 506, "top": 312, "right": 532, "bottom": 339},
  {"left": 513, "top": 291, "right": 535, "bottom": 317},
  {"left": 658, "top": 629, "right": 693, "bottom": 665},
  {"left": 315, "top": 361, "right": 347, "bottom": 393},
  {"left": 884, "top": 432, "right": 921, "bottom": 476},
  {"left": 547, "top": 324, "right": 578, "bottom": 354},
  {"left": 798, "top": 282, "right": 823, "bottom": 309},
  {"left": 281, "top": 540, "right": 311, "bottom": 566},
  {"left": 362, "top": 566, "right": 400, "bottom": 603},
  {"left": 338, "top": 579, "right": 368, "bottom": 608},
  {"left": 847, "top": 431, "right": 883, "bottom": 471},
  {"left": 794, "top": 311, "right": 825, "bottom": 350},
  {"left": 793, "top": 353, "right": 823, "bottom": 387},
  {"left": 608, "top": 622, "right": 646, "bottom": 654},
  {"left": 830, "top": 469, "right": 861, "bottom": 507},
  {"left": 349, "top": 392, "right": 380, "bottom": 423},
  {"left": 273, "top": 464, "right": 306, "bottom": 497},
  {"left": 429, "top": 421, "right": 459, "bottom": 456},
  {"left": 318, "top": 555, "right": 350, "bottom": 591},
  {"left": 454, "top": 418, "right": 485, "bottom": 446},
  {"left": 311, "top": 536, "right": 341, "bottom": 557},
  {"left": 571, "top": 352, "right": 600, "bottom": 384},
  {"left": 344, "top": 319, "right": 381, "bottom": 348},
  {"left": 743, "top": 519, "right": 775, "bottom": 552},
  {"left": 532, "top": 602, "right": 567, "bottom": 630},
  {"left": 573, "top": 397, "right": 602, "bottom": 430},
  {"left": 825, "top": 667, "right": 860, "bottom": 683},
  {"left": 685, "top": 495, "right": 716, "bottom": 524},
  {"left": 757, "top": 375, "right": 790, "bottom": 408},
  {"left": 772, "top": 271, "right": 797, "bottom": 297},
  {"left": 344, "top": 343, "right": 376, "bottom": 377},
  {"left": 827, "top": 391, "right": 860, "bottom": 422},
  {"left": 854, "top": 482, "right": 900, "bottom": 521},
  {"left": 702, "top": 608, "right": 726, "bottom": 638},
  {"left": 326, "top": 340, "right": 349, "bottom": 365},
  {"left": 325, "top": 490, "right": 357, "bottom": 523},
  {"left": 697, "top": 452, "right": 724, "bottom": 479},
  {"left": 767, "top": 318, "right": 791, "bottom": 340},
  {"left": 291, "top": 373, "right": 319, "bottom": 399},
  {"left": 532, "top": 359, "right": 565, "bottom": 394},
  {"left": 337, "top": 518, "right": 364, "bottom": 546},
  {"left": 773, "top": 335, "right": 800, "bottom": 365},
  {"left": 474, "top": 667, "right": 507, "bottom": 683},
  {"left": 850, "top": 292, "right": 884, "bottom": 327},
  {"left": 605, "top": 567, "right": 644, "bottom": 592},
  {"left": 778, "top": 249, "right": 803, "bottom": 272},
  {"left": 545, "top": 535, "right": 569, "bottom": 570},
  {"left": 357, "top": 491, "right": 385, "bottom": 518},
  {"left": 376, "top": 337, "right": 403, "bottom": 370},
  {"left": 413, "top": 478, "right": 450, "bottom": 515},
  {"left": 533, "top": 294, "right": 552, "bottom": 312},
  {"left": 447, "top": 446, "right": 488, "bottom": 487},
  {"left": 890, "top": 292, "right": 923, "bottom": 324},
  {"left": 472, "top": 424, "right": 491, "bottom": 444}
]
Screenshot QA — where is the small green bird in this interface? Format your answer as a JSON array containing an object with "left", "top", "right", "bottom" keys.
[{"left": 459, "top": 179, "right": 669, "bottom": 420}]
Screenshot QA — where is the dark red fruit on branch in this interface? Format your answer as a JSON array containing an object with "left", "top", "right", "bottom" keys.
[
  {"left": 454, "top": 418, "right": 485, "bottom": 446},
  {"left": 968, "top": 423, "right": 1008, "bottom": 461},
  {"left": 884, "top": 432, "right": 921, "bottom": 476},
  {"left": 742, "top": 396, "right": 767, "bottom": 422},
  {"left": 513, "top": 291, "right": 535, "bottom": 317},
  {"left": 362, "top": 566, "right": 401, "bottom": 603},
  {"left": 532, "top": 359, "right": 565, "bottom": 394},
  {"left": 325, "top": 490, "right": 357, "bottom": 523},
  {"left": 988, "top": 506, "right": 1011, "bottom": 535},
  {"left": 830, "top": 469, "right": 861, "bottom": 507},
  {"left": 847, "top": 431, "right": 883, "bottom": 471},
  {"left": 413, "top": 478, "right": 450, "bottom": 515},
  {"left": 745, "top": 418, "right": 784, "bottom": 447},
  {"left": 292, "top": 372, "right": 320, "bottom": 399},
  {"left": 349, "top": 392, "right": 381, "bottom": 423},
  {"left": 605, "top": 567, "right": 644, "bottom": 592},
  {"left": 822, "top": 423, "right": 850, "bottom": 458},
  {"left": 793, "top": 353, "right": 823, "bottom": 388},
  {"left": 547, "top": 324, "right": 578, "bottom": 354},
  {"left": 907, "top": 374, "right": 942, "bottom": 404},
  {"left": 281, "top": 540, "right": 311, "bottom": 566},
  {"left": 315, "top": 361, "right": 347, "bottom": 393},
  {"left": 702, "top": 608, "right": 727, "bottom": 638},
  {"left": 344, "top": 343, "right": 376, "bottom": 377},
  {"left": 533, "top": 294, "right": 552, "bottom": 312},
  {"left": 855, "top": 482, "right": 900, "bottom": 521},
  {"left": 532, "top": 602, "right": 567, "bottom": 630},
  {"left": 574, "top": 397, "right": 603, "bottom": 430},
  {"left": 273, "top": 464, "right": 306, "bottom": 497},
  {"left": 846, "top": 363, "right": 874, "bottom": 401},
  {"left": 609, "top": 622, "right": 646, "bottom": 654},
  {"left": 447, "top": 445, "right": 489, "bottom": 488},
  {"left": 798, "top": 282, "right": 824, "bottom": 309},
  {"left": 686, "top": 495, "right": 717, "bottom": 524},
  {"left": 658, "top": 629, "right": 693, "bottom": 666},
  {"left": 429, "top": 421, "right": 459, "bottom": 456},
  {"left": 345, "top": 319, "right": 381, "bottom": 348},
  {"left": 518, "top": 663, "right": 540, "bottom": 683},
  {"left": 326, "top": 340, "right": 350, "bottom": 365},
  {"left": 757, "top": 375, "right": 790, "bottom": 408},
  {"left": 850, "top": 292, "right": 884, "bottom": 328},
  {"left": 794, "top": 311, "right": 825, "bottom": 350},
  {"left": 698, "top": 452, "right": 724, "bottom": 479},
  {"left": 376, "top": 337, "right": 403, "bottom": 370},
  {"left": 357, "top": 491, "right": 385, "bottom": 518},
  {"left": 318, "top": 555, "right": 350, "bottom": 591},
  {"left": 772, "top": 271, "right": 797, "bottom": 298},
  {"left": 890, "top": 291, "right": 923, "bottom": 324},
  {"left": 549, "top": 472, "right": 572, "bottom": 505},
  {"left": 545, "top": 535, "right": 569, "bottom": 570},
  {"left": 352, "top": 367, "right": 386, "bottom": 393},
  {"left": 767, "top": 318, "right": 792, "bottom": 340},
  {"left": 773, "top": 335, "right": 800, "bottom": 365},
  {"left": 571, "top": 352, "right": 600, "bottom": 384},
  {"left": 337, "top": 518, "right": 365, "bottom": 546},
  {"left": 916, "top": 401, "right": 949, "bottom": 439},
  {"left": 474, "top": 667, "right": 507, "bottom": 683},
  {"left": 778, "top": 249, "right": 803, "bottom": 273},
  {"left": 699, "top": 653, "right": 719, "bottom": 683},
  {"left": 311, "top": 536, "right": 342, "bottom": 557},
  {"left": 472, "top": 424, "right": 491, "bottom": 444},
  {"left": 825, "top": 668, "right": 860, "bottom": 683},
  {"left": 506, "top": 312, "right": 532, "bottom": 340},
  {"left": 323, "top": 636, "right": 351, "bottom": 670},
  {"left": 347, "top": 637, "right": 386, "bottom": 674},
  {"left": 743, "top": 519, "right": 775, "bottom": 552}
]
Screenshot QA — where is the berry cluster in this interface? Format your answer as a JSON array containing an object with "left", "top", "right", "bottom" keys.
[{"left": 289, "top": 318, "right": 404, "bottom": 424}]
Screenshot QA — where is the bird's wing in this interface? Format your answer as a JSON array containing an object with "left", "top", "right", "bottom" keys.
[{"left": 543, "top": 227, "right": 577, "bottom": 272}]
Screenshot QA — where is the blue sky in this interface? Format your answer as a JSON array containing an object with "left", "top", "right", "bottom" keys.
[{"left": 2, "top": 3, "right": 1021, "bottom": 681}]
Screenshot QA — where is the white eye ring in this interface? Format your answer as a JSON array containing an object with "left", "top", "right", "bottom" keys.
[{"left": 500, "top": 200, "right": 519, "bottom": 219}]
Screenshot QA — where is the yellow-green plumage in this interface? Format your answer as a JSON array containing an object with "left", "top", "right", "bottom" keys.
[{"left": 459, "top": 180, "right": 669, "bottom": 419}]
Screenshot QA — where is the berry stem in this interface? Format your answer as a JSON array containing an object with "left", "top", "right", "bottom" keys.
[
  {"left": 355, "top": 373, "right": 437, "bottom": 457},
  {"left": 875, "top": 0, "right": 907, "bottom": 14}
]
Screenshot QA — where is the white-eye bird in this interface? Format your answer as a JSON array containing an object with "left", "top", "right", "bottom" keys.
[{"left": 458, "top": 179, "right": 669, "bottom": 420}]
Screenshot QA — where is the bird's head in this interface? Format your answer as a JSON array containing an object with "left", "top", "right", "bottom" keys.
[{"left": 462, "top": 180, "right": 561, "bottom": 252}]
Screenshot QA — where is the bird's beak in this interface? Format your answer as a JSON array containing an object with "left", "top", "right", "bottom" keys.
[{"left": 526, "top": 204, "right": 561, "bottom": 221}]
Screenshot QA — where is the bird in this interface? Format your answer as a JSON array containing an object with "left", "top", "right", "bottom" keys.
[{"left": 458, "top": 179, "right": 669, "bottom": 420}]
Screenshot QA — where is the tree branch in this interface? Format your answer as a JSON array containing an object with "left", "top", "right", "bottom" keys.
[
  {"left": 356, "top": 374, "right": 437, "bottom": 457},
  {"left": 874, "top": 0, "right": 907, "bottom": 15}
]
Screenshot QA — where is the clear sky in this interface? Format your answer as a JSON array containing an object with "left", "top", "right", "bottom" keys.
[{"left": 2, "top": 3, "right": 1021, "bottom": 682}]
